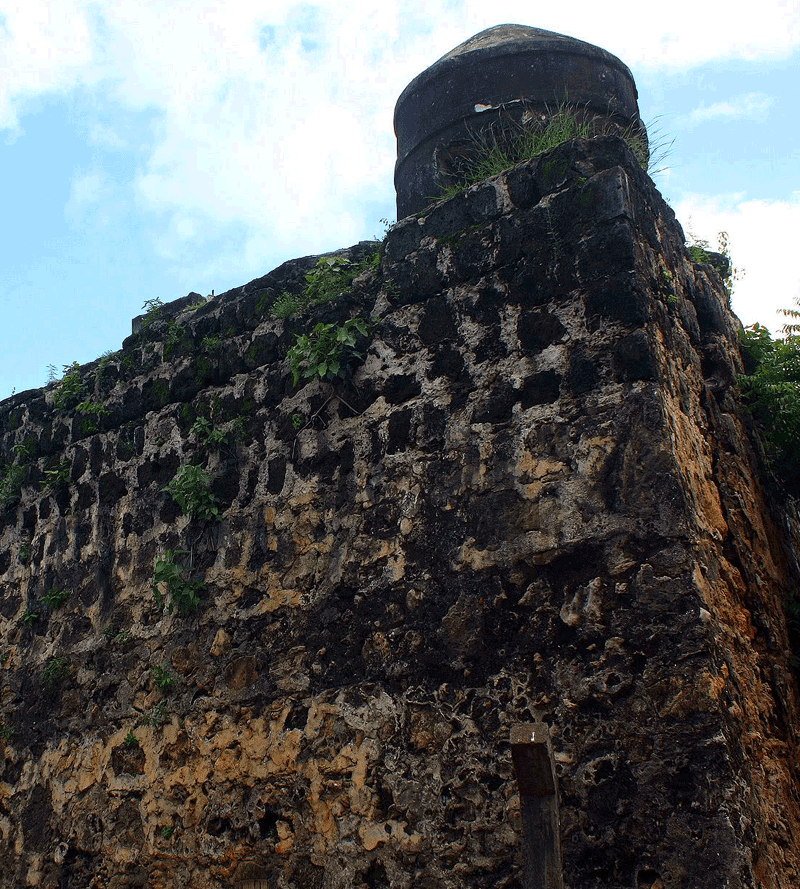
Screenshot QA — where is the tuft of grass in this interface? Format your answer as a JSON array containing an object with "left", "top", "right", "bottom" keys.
[
  {"left": 200, "top": 335, "right": 222, "bottom": 353},
  {"left": 433, "top": 102, "right": 665, "bottom": 202}
]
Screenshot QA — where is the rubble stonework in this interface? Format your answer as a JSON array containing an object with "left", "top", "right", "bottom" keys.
[{"left": 0, "top": 137, "right": 798, "bottom": 889}]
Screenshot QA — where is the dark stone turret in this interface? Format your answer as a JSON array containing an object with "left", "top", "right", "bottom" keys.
[{"left": 394, "top": 23, "right": 646, "bottom": 218}]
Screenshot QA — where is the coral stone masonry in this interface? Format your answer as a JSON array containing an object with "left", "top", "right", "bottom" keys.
[{"left": 0, "top": 137, "right": 799, "bottom": 889}]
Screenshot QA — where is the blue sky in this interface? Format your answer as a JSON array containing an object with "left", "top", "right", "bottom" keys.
[{"left": 1, "top": 0, "right": 799, "bottom": 399}]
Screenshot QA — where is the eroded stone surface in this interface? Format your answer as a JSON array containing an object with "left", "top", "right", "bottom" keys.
[{"left": 0, "top": 137, "right": 798, "bottom": 889}]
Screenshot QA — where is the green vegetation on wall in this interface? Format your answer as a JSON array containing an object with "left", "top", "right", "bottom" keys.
[
  {"left": 434, "top": 103, "right": 655, "bottom": 202},
  {"left": 153, "top": 550, "right": 206, "bottom": 615},
  {"left": 739, "top": 299, "right": 800, "bottom": 674},
  {"left": 739, "top": 299, "right": 800, "bottom": 493},
  {"left": 162, "top": 464, "right": 220, "bottom": 522},
  {"left": 287, "top": 318, "right": 372, "bottom": 387},
  {"left": 0, "top": 464, "right": 26, "bottom": 508},
  {"left": 268, "top": 252, "right": 380, "bottom": 319}
]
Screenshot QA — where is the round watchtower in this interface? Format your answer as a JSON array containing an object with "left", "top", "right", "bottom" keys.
[{"left": 394, "top": 24, "right": 647, "bottom": 218}]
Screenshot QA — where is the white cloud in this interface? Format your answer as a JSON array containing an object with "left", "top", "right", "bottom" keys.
[
  {"left": 682, "top": 92, "right": 774, "bottom": 126},
  {"left": 88, "top": 122, "right": 127, "bottom": 150},
  {"left": 674, "top": 192, "right": 800, "bottom": 335},
  {"left": 1, "top": 0, "right": 799, "bottom": 289},
  {"left": 65, "top": 169, "right": 109, "bottom": 220},
  {"left": 0, "top": 0, "right": 98, "bottom": 137}
]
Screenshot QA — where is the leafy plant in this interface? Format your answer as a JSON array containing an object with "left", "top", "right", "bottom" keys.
[
  {"left": 153, "top": 549, "right": 206, "bottom": 615},
  {"left": 76, "top": 399, "right": 110, "bottom": 433},
  {"left": 739, "top": 298, "right": 800, "bottom": 492},
  {"left": 270, "top": 253, "right": 379, "bottom": 319},
  {"left": 287, "top": 318, "right": 371, "bottom": 387},
  {"left": 124, "top": 730, "right": 139, "bottom": 749},
  {"left": 163, "top": 464, "right": 220, "bottom": 521},
  {"left": 140, "top": 298, "right": 164, "bottom": 331},
  {"left": 151, "top": 664, "right": 175, "bottom": 692},
  {"left": 51, "top": 362, "right": 88, "bottom": 410},
  {"left": 39, "top": 588, "right": 70, "bottom": 609},
  {"left": 190, "top": 415, "right": 246, "bottom": 452},
  {"left": 228, "top": 415, "right": 247, "bottom": 444},
  {"left": 190, "top": 417, "right": 227, "bottom": 449},
  {"left": 0, "top": 724, "right": 15, "bottom": 742},
  {"left": 687, "top": 239, "right": 711, "bottom": 264},
  {"left": 161, "top": 825, "right": 175, "bottom": 840},
  {"left": 291, "top": 412, "right": 304, "bottom": 430},
  {"left": 18, "top": 544, "right": 29, "bottom": 563},
  {"left": 12, "top": 441, "right": 35, "bottom": 461},
  {"left": 95, "top": 350, "right": 116, "bottom": 384},
  {"left": 21, "top": 608, "right": 38, "bottom": 627},
  {"left": 42, "top": 656, "right": 68, "bottom": 688},
  {"left": 270, "top": 291, "right": 307, "bottom": 319},
  {"left": 0, "top": 464, "right": 26, "bottom": 506},
  {"left": 163, "top": 321, "right": 184, "bottom": 357},
  {"left": 40, "top": 460, "right": 71, "bottom": 491}
]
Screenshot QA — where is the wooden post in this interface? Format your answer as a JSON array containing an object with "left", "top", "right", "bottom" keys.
[{"left": 511, "top": 722, "right": 564, "bottom": 889}]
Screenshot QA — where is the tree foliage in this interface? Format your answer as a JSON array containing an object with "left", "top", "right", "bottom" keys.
[{"left": 739, "top": 299, "right": 800, "bottom": 493}]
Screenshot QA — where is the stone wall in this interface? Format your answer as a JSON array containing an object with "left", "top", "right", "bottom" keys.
[{"left": 0, "top": 137, "right": 798, "bottom": 889}]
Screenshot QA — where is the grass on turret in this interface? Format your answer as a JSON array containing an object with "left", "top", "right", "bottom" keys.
[{"left": 434, "top": 102, "right": 667, "bottom": 203}]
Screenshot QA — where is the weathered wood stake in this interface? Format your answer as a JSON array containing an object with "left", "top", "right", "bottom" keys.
[{"left": 511, "top": 722, "right": 564, "bottom": 889}]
